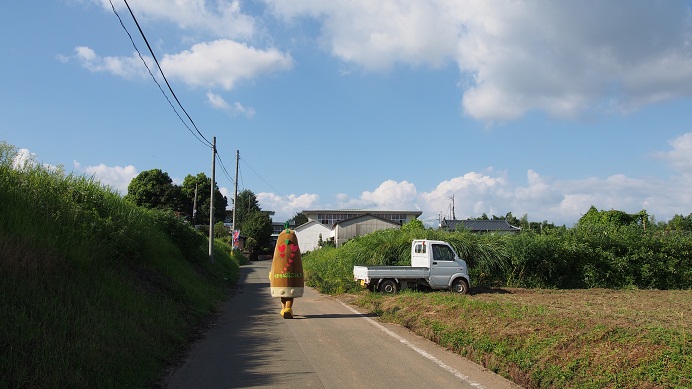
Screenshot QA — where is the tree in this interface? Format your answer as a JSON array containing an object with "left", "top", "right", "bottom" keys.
[
  {"left": 504, "top": 212, "right": 520, "bottom": 227},
  {"left": 233, "top": 189, "right": 261, "bottom": 230},
  {"left": 241, "top": 211, "right": 273, "bottom": 257},
  {"left": 401, "top": 218, "right": 425, "bottom": 233},
  {"left": 578, "top": 206, "right": 646, "bottom": 227},
  {"left": 291, "top": 212, "right": 308, "bottom": 226},
  {"left": 667, "top": 213, "right": 692, "bottom": 231},
  {"left": 181, "top": 172, "right": 227, "bottom": 226},
  {"left": 125, "top": 169, "right": 185, "bottom": 212}
]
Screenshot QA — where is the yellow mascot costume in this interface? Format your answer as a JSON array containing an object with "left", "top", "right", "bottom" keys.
[{"left": 269, "top": 227, "right": 304, "bottom": 319}]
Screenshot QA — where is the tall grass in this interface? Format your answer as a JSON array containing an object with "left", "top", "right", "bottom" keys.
[
  {"left": 1, "top": 142, "right": 246, "bottom": 388},
  {"left": 303, "top": 216, "right": 692, "bottom": 294},
  {"left": 303, "top": 223, "right": 510, "bottom": 294}
]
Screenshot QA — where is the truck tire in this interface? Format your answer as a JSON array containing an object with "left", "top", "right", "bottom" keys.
[
  {"left": 378, "top": 279, "right": 398, "bottom": 294},
  {"left": 451, "top": 278, "right": 469, "bottom": 294}
]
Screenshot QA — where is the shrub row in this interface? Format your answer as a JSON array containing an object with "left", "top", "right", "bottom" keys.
[{"left": 303, "top": 222, "right": 692, "bottom": 293}]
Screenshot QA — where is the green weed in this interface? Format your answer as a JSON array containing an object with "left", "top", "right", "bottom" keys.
[{"left": 1, "top": 141, "right": 244, "bottom": 388}]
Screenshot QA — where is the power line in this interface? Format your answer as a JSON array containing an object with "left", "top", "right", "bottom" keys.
[
  {"left": 121, "top": 0, "right": 213, "bottom": 148},
  {"left": 215, "top": 152, "right": 235, "bottom": 185},
  {"left": 239, "top": 156, "right": 292, "bottom": 203},
  {"left": 109, "top": 0, "right": 247, "bottom": 196},
  {"left": 108, "top": 0, "right": 212, "bottom": 148}
]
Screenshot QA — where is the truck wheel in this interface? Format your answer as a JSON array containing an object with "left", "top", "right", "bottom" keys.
[
  {"left": 379, "top": 279, "right": 398, "bottom": 294},
  {"left": 451, "top": 278, "right": 469, "bottom": 294}
]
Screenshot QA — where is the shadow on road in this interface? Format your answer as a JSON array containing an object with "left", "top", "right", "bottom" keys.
[{"left": 166, "top": 262, "right": 309, "bottom": 388}]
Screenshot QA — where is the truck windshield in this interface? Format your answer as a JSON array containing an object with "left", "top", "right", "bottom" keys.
[{"left": 432, "top": 244, "right": 454, "bottom": 261}]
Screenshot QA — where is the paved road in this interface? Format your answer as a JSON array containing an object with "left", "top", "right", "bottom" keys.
[{"left": 165, "top": 260, "right": 521, "bottom": 389}]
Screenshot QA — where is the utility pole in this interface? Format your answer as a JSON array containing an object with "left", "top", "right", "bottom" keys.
[
  {"left": 192, "top": 183, "right": 198, "bottom": 228},
  {"left": 449, "top": 194, "right": 456, "bottom": 220},
  {"left": 209, "top": 136, "right": 216, "bottom": 262},
  {"left": 232, "top": 150, "right": 239, "bottom": 248}
]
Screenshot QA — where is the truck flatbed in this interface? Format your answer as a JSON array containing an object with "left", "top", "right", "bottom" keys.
[{"left": 353, "top": 265, "right": 429, "bottom": 282}]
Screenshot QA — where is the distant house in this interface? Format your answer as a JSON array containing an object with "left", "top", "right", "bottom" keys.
[
  {"left": 294, "top": 209, "right": 423, "bottom": 250},
  {"left": 294, "top": 220, "right": 332, "bottom": 252},
  {"left": 302, "top": 209, "right": 422, "bottom": 226},
  {"left": 441, "top": 219, "right": 521, "bottom": 234},
  {"left": 334, "top": 214, "right": 401, "bottom": 247}
]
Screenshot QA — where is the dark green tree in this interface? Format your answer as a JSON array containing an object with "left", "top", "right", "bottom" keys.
[
  {"left": 233, "top": 189, "right": 261, "bottom": 230},
  {"left": 124, "top": 169, "right": 185, "bottom": 212},
  {"left": 291, "top": 211, "right": 308, "bottom": 227},
  {"left": 181, "top": 172, "right": 227, "bottom": 226},
  {"left": 504, "top": 212, "right": 520, "bottom": 227},
  {"left": 241, "top": 211, "right": 273, "bottom": 257},
  {"left": 578, "top": 206, "right": 647, "bottom": 227},
  {"left": 667, "top": 213, "right": 692, "bottom": 231}
]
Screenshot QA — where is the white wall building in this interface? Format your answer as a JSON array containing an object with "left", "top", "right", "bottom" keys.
[
  {"left": 295, "top": 209, "right": 422, "bottom": 249},
  {"left": 294, "top": 220, "right": 333, "bottom": 252}
]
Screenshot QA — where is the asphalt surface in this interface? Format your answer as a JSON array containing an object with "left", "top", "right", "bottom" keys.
[{"left": 165, "top": 260, "right": 521, "bottom": 389}]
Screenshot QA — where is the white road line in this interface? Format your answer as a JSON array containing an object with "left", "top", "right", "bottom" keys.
[{"left": 338, "top": 300, "right": 486, "bottom": 389}]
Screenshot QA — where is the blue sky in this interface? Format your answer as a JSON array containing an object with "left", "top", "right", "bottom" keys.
[{"left": 3, "top": 0, "right": 692, "bottom": 227}]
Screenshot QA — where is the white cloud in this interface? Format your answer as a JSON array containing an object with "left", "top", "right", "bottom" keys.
[
  {"left": 12, "top": 148, "right": 38, "bottom": 170},
  {"left": 655, "top": 132, "right": 692, "bottom": 178},
  {"left": 360, "top": 180, "right": 418, "bottom": 209},
  {"left": 73, "top": 161, "right": 139, "bottom": 194},
  {"left": 72, "top": 40, "right": 292, "bottom": 92},
  {"left": 259, "top": 128, "right": 692, "bottom": 225},
  {"left": 265, "top": 0, "right": 458, "bottom": 71},
  {"left": 266, "top": 0, "right": 692, "bottom": 122},
  {"left": 161, "top": 40, "right": 293, "bottom": 90},
  {"left": 99, "top": 0, "right": 255, "bottom": 40},
  {"left": 74, "top": 46, "right": 149, "bottom": 79},
  {"left": 52, "top": 129, "right": 692, "bottom": 227},
  {"left": 206, "top": 91, "right": 256, "bottom": 117},
  {"left": 257, "top": 192, "right": 321, "bottom": 221},
  {"left": 12, "top": 149, "right": 60, "bottom": 172}
]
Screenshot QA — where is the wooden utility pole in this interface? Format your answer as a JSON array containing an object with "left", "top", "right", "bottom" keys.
[
  {"left": 232, "top": 150, "right": 239, "bottom": 247},
  {"left": 209, "top": 136, "right": 216, "bottom": 262}
]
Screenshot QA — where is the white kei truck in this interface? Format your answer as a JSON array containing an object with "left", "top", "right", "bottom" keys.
[{"left": 353, "top": 239, "right": 470, "bottom": 294}]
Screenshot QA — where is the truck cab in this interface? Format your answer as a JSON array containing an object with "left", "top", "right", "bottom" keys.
[{"left": 412, "top": 240, "right": 469, "bottom": 291}]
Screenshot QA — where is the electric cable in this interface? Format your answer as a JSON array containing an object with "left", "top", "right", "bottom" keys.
[
  {"left": 239, "top": 156, "right": 292, "bottom": 203},
  {"left": 108, "top": 0, "right": 211, "bottom": 148},
  {"left": 215, "top": 152, "right": 235, "bottom": 185},
  {"left": 121, "top": 0, "right": 213, "bottom": 148}
]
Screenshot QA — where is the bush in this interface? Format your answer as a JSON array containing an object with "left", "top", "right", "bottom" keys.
[{"left": 303, "top": 220, "right": 692, "bottom": 293}]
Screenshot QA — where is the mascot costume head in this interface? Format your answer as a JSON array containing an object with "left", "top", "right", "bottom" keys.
[{"left": 269, "top": 226, "right": 304, "bottom": 319}]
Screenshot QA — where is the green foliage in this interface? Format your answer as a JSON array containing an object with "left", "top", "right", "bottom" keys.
[
  {"left": 578, "top": 205, "right": 648, "bottom": 228},
  {"left": 303, "top": 210, "right": 692, "bottom": 293},
  {"left": 147, "top": 209, "right": 208, "bottom": 264},
  {"left": 291, "top": 211, "right": 308, "bottom": 226},
  {"left": 214, "top": 220, "right": 230, "bottom": 239},
  {"left": 0, "top": 143, "right": 243, "bottom": 388},
  {"left": 303, "top": 227, "right": 511, "bottom": 294},
  {"left": 241, "top": 211, "right": 273, "bottom": 255},
  {"left": 124, "top": 169, "right": 184, "bottom": 212},
  {"left": 667, "top": 213, "right": 692, "bottom": 231},
  {"left": 181, "top": 172, "right": 228, "bottom": 226},
  {"left": 401, "top": 217, "right": 425, "bottom": 233},
  {"left": 232, "top": 189, "right": 261, "bottom": 230}
]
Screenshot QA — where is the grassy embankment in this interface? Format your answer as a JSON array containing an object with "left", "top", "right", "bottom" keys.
[
  {"left": 1, "top": 143, "right": 248, "bottom": 388},
  {"left": 303, "top": 225, "right": 691, "bottom": 388}
]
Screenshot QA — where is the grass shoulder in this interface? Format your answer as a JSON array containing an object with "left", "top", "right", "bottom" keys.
[{"left": 342, "top": 288, "right": 691, "bottom": 389}]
